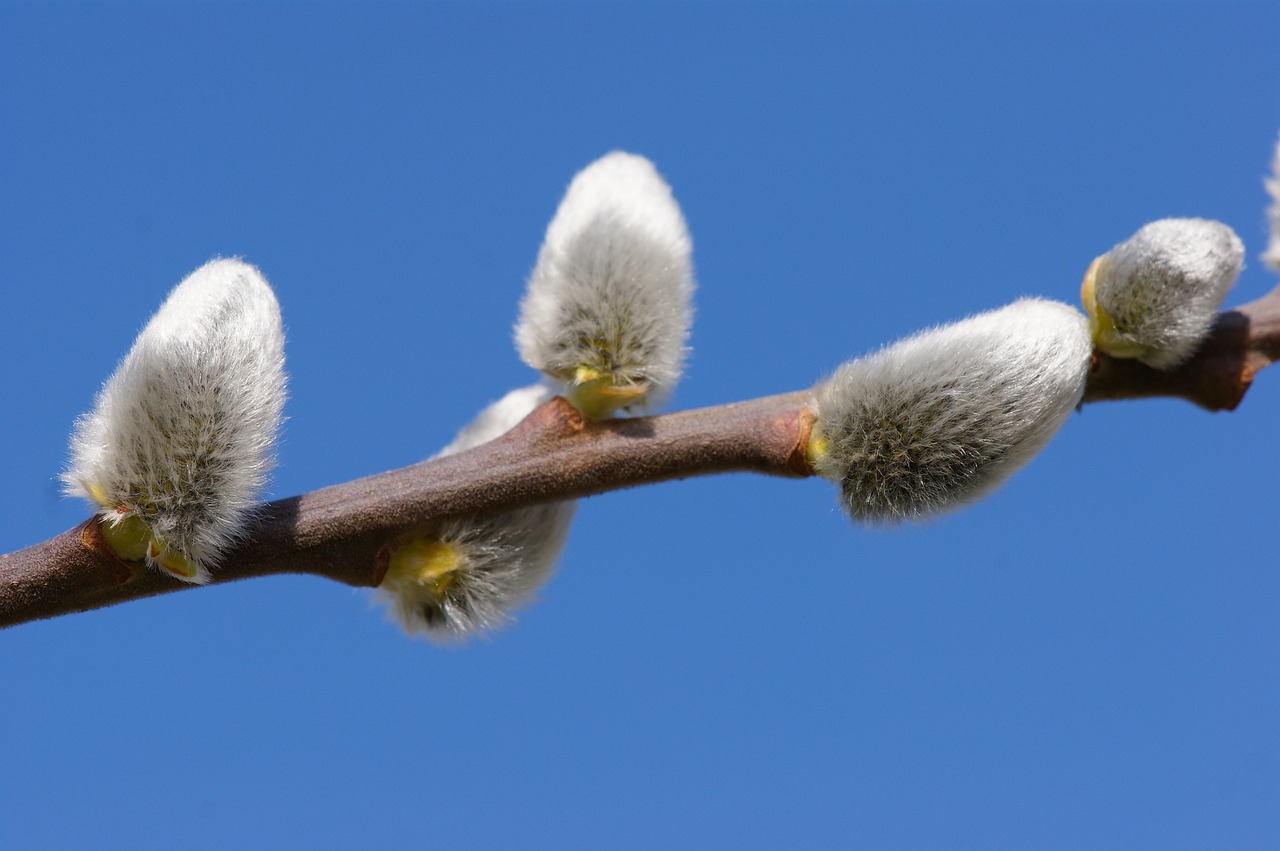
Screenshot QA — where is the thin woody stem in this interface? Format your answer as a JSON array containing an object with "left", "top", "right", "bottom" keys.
[
  {"left": 3, "top": 283, "right": 1278, "bottom": 628},
  {"left": 0, "top": 392, "right": 813, "bottom": 627}
]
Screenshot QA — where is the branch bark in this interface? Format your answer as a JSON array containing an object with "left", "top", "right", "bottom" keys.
[
  {"left": 1, "top": 392, "right": 813, "bottom": 626},
  {"left": 4, "top": 283, "right": 1278, "bottom": 628}
]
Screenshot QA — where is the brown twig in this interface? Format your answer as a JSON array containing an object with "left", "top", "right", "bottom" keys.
[
  {"left": 1, "top": 392, "right": 814, "bottom": 626},
  {"left": 3, "top": 284, "right": 1277, "bottom": 628}
]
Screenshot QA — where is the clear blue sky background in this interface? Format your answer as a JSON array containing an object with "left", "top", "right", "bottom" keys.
[{"left": 2, "top": 3, "right": 1278, "bottom": 848}]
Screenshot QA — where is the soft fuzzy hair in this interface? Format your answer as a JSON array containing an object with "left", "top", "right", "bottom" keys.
[
  {"left": 1087, "top": 218, "right": 1243, "bottom": 370},
  {"left": 380, "top": 382, "right": 577, "bottom": 641},
  {"left": 63, "top": 258, "right": 286, "bottom": 584},
  {"left": 434, "top": 380, "right": 559, "bottom": 457},
  {"left": 811, "top": 298, "right": 1091, "bottom": 523},
  {"left": 515, "top": 151, "right": 694, "bottom": 410},
  {"left": 1265, "top": 136, "right": 1280, "bottom": 271}
]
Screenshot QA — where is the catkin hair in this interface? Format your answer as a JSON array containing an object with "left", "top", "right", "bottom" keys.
[{"left": 812, "top": 298, "right": 1091, "bottom": 523}]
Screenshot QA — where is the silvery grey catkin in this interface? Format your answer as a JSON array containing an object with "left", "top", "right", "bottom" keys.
[
  {"left": 381, "top": 151, "right": 700, "bottom": 639},
  {"left": 1081, "top": 218, "right": 1243, "bottom": 370},
  {"left": 515, "top": 151, "right": 695, "bottom": 417},
  {"left": 63, "top": 258, "right": 287, "bottom": 584},
  {"left": 810, "top": 298, "right": 1092, "bottom": 523}
]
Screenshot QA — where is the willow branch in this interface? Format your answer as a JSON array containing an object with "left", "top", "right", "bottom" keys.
[
  {"left": 1, "top": 392, "right": 813, "bottom": 627},
  {"left": 4, "top": 283, "right": 1278, "bottom": 628}
]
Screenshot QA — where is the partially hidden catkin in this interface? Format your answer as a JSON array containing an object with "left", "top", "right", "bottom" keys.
[
  {"left": 1081, "top": 218, "right": 1243, "bottom": 369},
  {"left": 379, "top": 383, "right": 576, "bottom": 641},
  {"left": 1265, "top": 136, "right": 1280, "bottom": 271},
  {"left": 515, "top": 151, "right": 694, "bottom": 417},
  {"left": 809, "top": 298, "right": 1091, "bottom": 523},
  {"left": 63, "top": 258, "right": 287, "bottom": 584}
]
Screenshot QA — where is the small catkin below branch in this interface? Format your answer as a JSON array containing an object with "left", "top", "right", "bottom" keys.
[{"left": 3, "top": 284, "right": 1278, "bottom": 628}]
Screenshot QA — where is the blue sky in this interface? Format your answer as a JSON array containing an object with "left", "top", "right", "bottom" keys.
[{"left": 2, "top": 3, "right": 1278, "bottom": 847}]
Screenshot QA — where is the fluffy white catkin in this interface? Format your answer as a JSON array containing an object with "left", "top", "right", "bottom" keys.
[
  {"left": 810, "top": 298, "right": 1091, "bottom": 523},
  {"left": 1265, "top": 136, "right": 1280, "bottom": 271},
  {"left": 515, "top": 151, "right": 694, "bottom": 416},
  {"left": 1082, "top": 218, "right": 1243, "bottom": 370},
  {"left": 63, "top": 258, "right": 287, "bottom": 584},
  {"left": 379, "top": 382, "right": 577, "bottom": 641}
]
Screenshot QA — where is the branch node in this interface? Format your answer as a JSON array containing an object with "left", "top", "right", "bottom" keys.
[
  {"left": 79, "top": 519, "right": 139, "bottom": 586},
  {"left": 788, "top": 405, "right": 817, "bottom": 477},
  {"left": 520, "top": 395, "right": 586, "bottom": 442},
  {"left": 372, "top": 542, "right": 394, "bottom": 588}
]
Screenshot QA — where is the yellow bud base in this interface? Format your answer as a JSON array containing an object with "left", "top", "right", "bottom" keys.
[
  {"left": 805, "top": 424, "right": 832, "bottom": 474},
  {"left": 565, "top": 366, "right": 648, "bottom": 418},
  {"left": 99, "top": 513, "right": 152, "bottom": 562},
  {"left": 98, "top": 511, "right": 204, "bottom": 582},
  {"left": 386, "top": 537, "right": 462, "bottom": 602},
  {"left": 1080, "top": 256, "right": 1150, "bottom": 360},
  {"left": 148, "top": 539, "right": 201, "bottom": 582}
]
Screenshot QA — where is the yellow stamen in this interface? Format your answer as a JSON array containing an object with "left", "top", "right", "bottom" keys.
[
  {"left": 87, "top": 482, "right": 113, "bottom": 510},
  {"left": 573, "top": 365, "right": 603, "bottom": 384}
]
